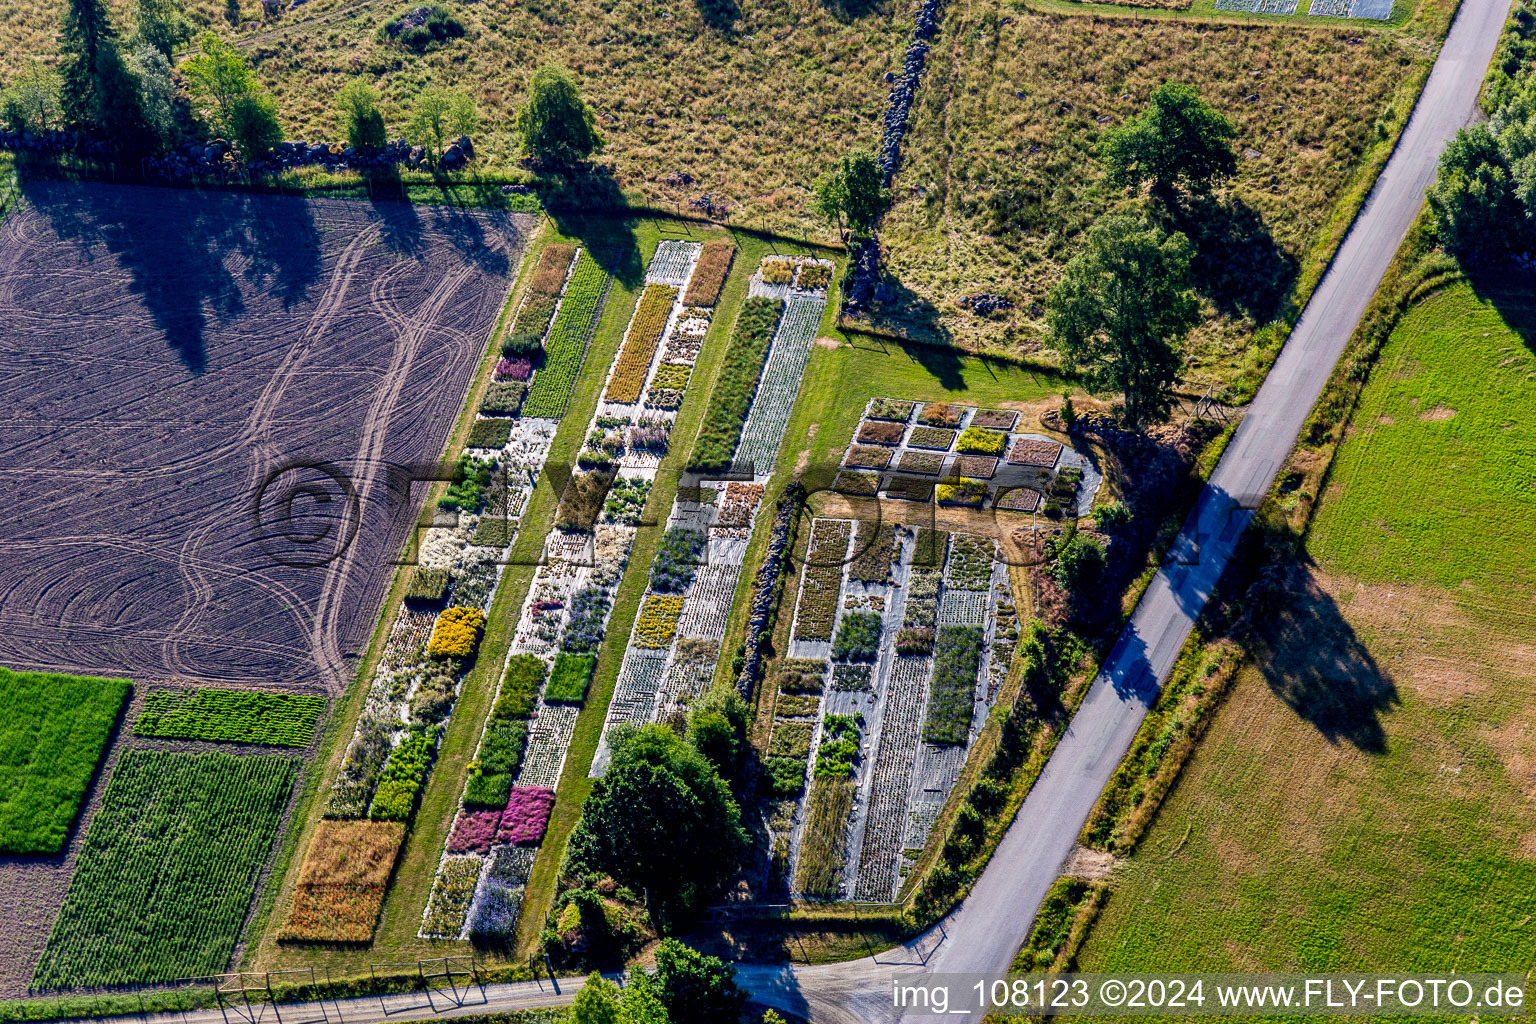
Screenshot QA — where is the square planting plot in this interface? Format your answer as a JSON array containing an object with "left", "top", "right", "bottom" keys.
[
  {"left": 830, "top": 664, "right": 873, "bottom": 691},
  {"left": 467, "top": 418, "right": 514, "bottom": 449},
  {"left": 955, "top": 456, "right": 998, "bottom": 479},
  {"left": 936, "top": 478, "right": 987, "bottom": 506},
  {"left": 897, "top": 451, "right": 944, "bottom": 475},
  {"left": 0, "top": 668, "right": 132, "bottom": 855},
  {"left": 908, "top": 427, "right": 957, "bottom": 450},
  {"left": 1007, "top": 438, "right": 1064, "bottom": 468},
  {"left": 995, "top": 487, "right": 1044, "bottom": 513},
  {"left": 775, "top": 695, "right": 820, "bottom": 718},
  {"left": 917, "top": 402, "right": 967, "bottom": 428},
  {"left": 956, "top": 427, "right": 1007, "bottom": 456},
  {"left": 867, "top": 398, "right": 915, "bottom": 422},
  {"left": 769, "top": 720, "right": 814, "bottom": 759},
  {"left": 480, "top": 381, "right": 527, "bottom": 417},
  {"left": 546, "top": 653, "right": 597, "bottom": 704},
  {"left": 421, "top": 856, "right": 482, "bottom": 938},
  {"left": 946, "top": 536, "right": 996, "bottom": 590},
  {"left": 635, "top": 595, "right": 685, "bottom": 648},
  {"left": 972, "top": 409, "right": 1018, "bottom": 430},
  {"left": 0, "top": 184, "right": 525, "bottom": 695},
  {"left": 845, "top": 445, "right": 894, "bottom": 470},
  {"left": 923, "top": 626, "right": 985, "bottom": 745},
  {"left": 884, "top": 477, "right": 936, "bottom": 502},
  {"left": 834, "top": 471, "right": 881, "bottom": 496},
  {"left": 497, "top": 786, "right": 556, "bottom": 845},
  {"left": 857, "top": 420, "right": 906, "bottom": 445},
  {"left": 775, "top": 659, "right": 828, "bottom": 695}
]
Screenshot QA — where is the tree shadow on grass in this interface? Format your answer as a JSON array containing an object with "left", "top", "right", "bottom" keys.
[
  {"left": 1462, "top": 261, "right": 1536, "bottom": 354},
  {"left": 1251, "top": 559, "right": 1396, "bottom": 753},
  {"left": 695, "top": 0, "right": 741, "bottom": 32},
  {"left": 535, "top": 167, "right": 644, "bottom": 290},
  {"left": 841, "top": 274, "right": 966, "bottom": 390},
  {"left": 1174, "top": 194, "right": 1297, "bottom": 325}
]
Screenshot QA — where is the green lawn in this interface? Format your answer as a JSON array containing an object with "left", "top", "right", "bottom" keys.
[
  {"left": 0, "top": 667, "right": 131, "bottom": 855},
  {"left": 1075, "top": 279, "right": 1536, "bottom": 989}
]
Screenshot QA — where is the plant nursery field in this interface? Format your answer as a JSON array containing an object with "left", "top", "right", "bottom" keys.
[
  {"left": 0, "top": 668, "right": 131, "bottom": 855},
  {"left": 881, "top": 1, "right": 1440, "bottom": 379},
  {"left": 1075, "top": 281, "right": 1536, "bottom": 985},
  {"left": 0, "top": 182, "right": 527, "bottom": 695}
]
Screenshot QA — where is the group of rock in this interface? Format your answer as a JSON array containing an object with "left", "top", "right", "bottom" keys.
[{"left": 0, "top": 128, "right": 111, "bottom": 160}]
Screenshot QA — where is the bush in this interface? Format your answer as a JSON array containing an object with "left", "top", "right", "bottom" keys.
[
  {"left": 377, "top": 4, "right": 464, "bottom": 51},
  {"left": 895, "top": 626, "right": 935, "bottom": 655},
  {"left": 830, "top": 663, "right": 872, "bottom": 691},
  {"left": 814, "top": 714, "right": 860, "bottom": 777},
  {"left": 495, "top": 655, "right": 546, "bottom": 719},
  {"left": 408, "top": 672, "right": 457, "bottom": 725},
  {"left": 832, "top": 611, "right": 882, "bottom": 661},
  {"left": 479, "top": 381, "right": 527, "bottom": 417},
  {"left": 650, "top": 527, "right": 707, "bottom": 592},
  {"left": 956, "top": 426, "right": 1007, "bottom": 455},
  {"left": 546, "top": 653, "right": 596, "bottom": 704},
  {"left": 368, "top": 728, "right": 437, "bottom": 821},
  {"left": 1053, "top": 533, "right": 1105, "bottom": 593},
  {"left": 427, "top": 606, "right": 486, "bottom": 660},
  {"left": 634, "top": 594, "right": 684, "bottom": 648},
  {"left": 478, "top": 718, "right": 529, "bottom": 776},
  {"left": 1090, "top": 501, "right": 1132, "bottom": 529},
  {"left": 439, "top": 455, "right": 496, "bottom": 513},
  {"left": 562, "top": 587, "right": 612, "bottom": 653},
  {"left": 689, "top": 297, "right": 784, "bottom": 472},
  {"left": 467, "top": 418, "right": 513, "bottom": 449},
  {"left": 463, "top": 767, "right": 514, "bottom": 809},
  {"left": 760, "top": 756, "right": 807, "bottom": 796}
]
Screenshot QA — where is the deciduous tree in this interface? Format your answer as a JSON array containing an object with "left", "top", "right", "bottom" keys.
[
  {"left": 515, "top": 63, "right": 603, "bottom": 165},
  {"left": 1046, "top": 214, "right": 1199, "bottom": 429},
  {"left": 337, "top": 79, "right": 386, "bottom": 151},
  {"left": 1101, "top": 83, "right": 1236, "bottom": 204}
]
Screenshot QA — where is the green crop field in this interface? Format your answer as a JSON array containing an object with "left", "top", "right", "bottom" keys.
[
  {"left": 134, "top": 687, "right": 325, "bottom": 747},
  {"left": 1075, "top": 279, "right": 1536, "bottom": 988},
  {"left": 33, "top": 749, "right": 299, "bottom": 989},
  {"left": 0, "top": 667, "right": 131, "bottom": 856}
]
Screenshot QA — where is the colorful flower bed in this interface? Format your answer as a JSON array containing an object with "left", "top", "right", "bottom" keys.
[
  {"left": 793, "top": 519, "right": 850, "bottom": 641},
  {"left": 601, "top": 477, "right": 652, "bottom": 525},
  {"left": 604, "top": 284, "right": 677, "bottom": 403},
  {"left": 447, "top": 809, "right": 501, "bottom": 854},
  {"left": 634, "top": 594, "right": 684, "bottom": 648},
  {"left": 936, "top": 478, "right": 987, "bottom": 506},
  {"left": 1006, "top": 437, "right": 1064, "bottom": 467},
  {"left": 907, "top": 426, "right": 956, "bottom": 450},
  {"left": 868, "top": 398, "right": 915, "bottom": 422},
  {"left": 497, "top": 786, "right": 556, "bottom": 845},
  {"left": 856, "top": 420, "right": 905, "bottom": 445},
  {"left": 972, "top": 408, "right": 1018, "bottom": 430},
  {"left": 546, "top": 653, "right": 597, "bottom": 704},
  {"left": 427, "top": 606, "right": 486, "bottom": 659},
  {"left": 922, "top": 625, "right": 985, "bottom": 745},
  {"left": 918, "top": 402, "right": 966, "bottom": 428},
  {"left": 561, "top": 587, "right": 612, "bottom": 653},
  {"left": 832, "top": 611, "right": 882, "bottom": 661},
  {"left": 956, "top": 426, "right": 1006, "bottom": 455},
  {"left": 495, "top": 357, "right": 533, "bottom": 381},
  {"left": 277, "top": 820, "right": 403, "bottom": 943}
]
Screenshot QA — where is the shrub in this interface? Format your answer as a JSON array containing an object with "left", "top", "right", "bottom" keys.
[
  {"left": 684, "top": 240, "right": 736, "bottom": 306},
  {"left": 814, "top": 714, "right": 860, "bottom": 777},
  {"left": 439, "top": 455, "right": 496, "bottom": 513},
  {"left": 896, "top": 626, "right": 935, "bottom": 655},
  {"left": 495, "top": 657, "right": 545, "bottom": 719},
  {"left": 478, "top": 718, "right": 530, "bottom": 776},
  {"left": 0, "top": 669, "right": 132, "bottom": 856},
  {"left": 856, "top": 420, "right": 905, "bottom": 445},
  {"left": 605, "top": 284, "right": 677, "bottom": 403},
  {"left": 137, "top": 688, "right": 324, "bottom": 748},
  {"left": 501, "top": 331, "right": 544, "bottom": 358},
  {"left": 649, "top": 527, "right": 706, "bottom": 592},
  {"left": 650, "top": 361, "right": 692, "bottom": 390},
  {"left": 774, "top": 658, "right": 827, "bottom": 694},
  {"left": 760, "top": 756, "right": 807, "bottom": 796},
  {"left": 464, "top": 767, "right": 514, "bottom": 809},
  {"left": 479, "top": 381, "right": 527, "bottom": 417},
  {"left": 546, "top": 653, "right": 596, "bottom": 704},
  {"left": 867, "top": 398, "right": 915, "bottom": 421},
  {"left": 689, "top": 297, "right": 784, "bottom": 472},
  {"left": 377, "top": 4, "right": 464, "bottom": 51},
  {"left": 467, "top": 417, "right": 513, "bottom": 449},
  {"left": 404, "top": 567, "right": 452, "bottom": 604},
  {"left": 634, "top": 594, "right": 684, "bottom": 648},
  {"left": 368, "top": 728, "right": 437, "bottom": 821},
  {"left": 427, "top": 606, "right": 486, "bottom": 659},
  {"left": 956, "top": 426, "right": 1007, "bottom": 455},
  {"left": 1053, "top": 533, "right": 1106, "bottom": 593},
  {"left": 918, "top": 402, "right": 964, "bottom": 427},
  {"left": 768, "top": 720, "right": 813, "bottom": 759},
  {"left": 946, "top": 535, "right": 995, "bottom": 590},
  {"left": 923, "top": 626, "right": 985, "bottom": 745},
  {"left": 834, "top": 470, "right": 880, "bottom": 495},
  {"left": 832, "top": 611, "right": 882, "bottom": 661},
  {"left": 498, "top": 786, "right": 556, "bottom": 844},
  {"left": 556, "top": 469, "right": 615, "bottom": 532},
  {"left": 1091, "top": 501, "right": 1132, "bottom": 529},
  {"left": 907, "top": 426, "right": 956, "bottom": 450}
]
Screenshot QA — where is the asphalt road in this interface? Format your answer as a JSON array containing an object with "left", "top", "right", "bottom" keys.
[{"left": 49, "top": 1, "right": 1510, "bottom": 1022}]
